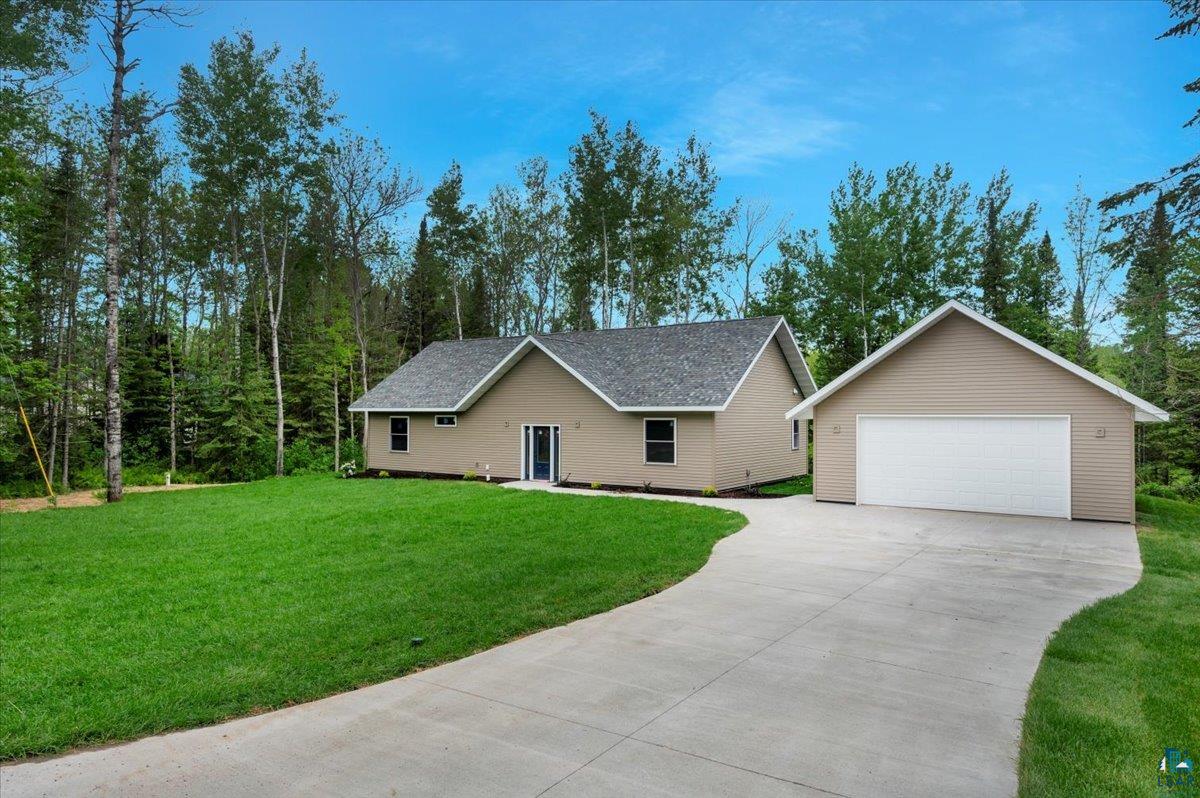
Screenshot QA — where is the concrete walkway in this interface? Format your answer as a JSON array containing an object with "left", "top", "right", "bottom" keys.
[{"left": 1, "top": 489, "right": 1141, "bottom": 797}]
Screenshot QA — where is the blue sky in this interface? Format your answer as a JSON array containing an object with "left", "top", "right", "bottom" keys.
[{"left": 67, "top": 1, "right": 1190, "bottom": 275}]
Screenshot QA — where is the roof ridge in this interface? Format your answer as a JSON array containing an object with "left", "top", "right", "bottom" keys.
[
  {"left": 535, "top": 315, "right": 781, "bottom": 339},
  {"left": 422, "top": 316, "right": 785, "bottom": 347}
]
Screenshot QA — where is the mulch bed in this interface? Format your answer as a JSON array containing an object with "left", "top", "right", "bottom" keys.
[{"left": 355, "top": 469, "right": 787, "bottom": 499}]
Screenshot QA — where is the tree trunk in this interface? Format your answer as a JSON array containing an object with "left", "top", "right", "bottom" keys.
[
  {"left": 860, "top": 273, "right": 869, "bottom": 359},
  {"left": 626, "top": 219, "right": 638, "bottom": 328},
  {"left": 451, "top": 276, "right": 464, "bottom": 340},
  {"left": 346, "top": 228, "right": 372, "bottom": 390},
  {"left": 168, "top": 328, "right": 177, "bottom": 472},
  {"left": 102, "top": 0, "right": 129, "bottom": 503},
  {"left": 601, "top": 215, "right": 611, "bottom": 329},
  {"left": 47, "top": 292, "right": 66, "bottom": 481},
  {"left": 60, "top": 258, "right": 80, "bottom": 490},
  {"left": 259, "top": 213, "right": 287, "bottom": 478},
  {"left": 348, "top": 362, "right": 356, "bottom": 445},
  {"left": 270, "top": 321, "right": 284, "bottom": 476},
  {"left": 333, "top": 362, "right": 340, "bottom": 471}
]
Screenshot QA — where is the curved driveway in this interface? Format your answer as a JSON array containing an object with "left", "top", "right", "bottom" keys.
[{"left": 2, "top": 490, "right": 1141, "bottom": 797}]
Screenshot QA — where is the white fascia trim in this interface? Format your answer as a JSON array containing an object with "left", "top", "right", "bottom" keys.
[
  {"left": 349, "top": 407, "right": 455, "bottom": 413},
  {"left": 717, "top": 318, "right": 818, "bottom": 413},
  {"left": 451, "top": 337, "right": 537, "bottom": 412},
  {"left": 785, "top": 300, "right": 1170, "bottom": 423},
  {"left": 346, "top": 335, "right": 628, "bottom": 415},
  {"left": 778, "top": 317, "right": 819, "bottom": 398},
  {"left": 527, "top": 337, "right": 623, "bottom": 411},
  {"left": 622, "top": 405, "right": 723, "bottom": 413},
  {"left": 349, "top": 338, "right": 537, "bottom": 415}
]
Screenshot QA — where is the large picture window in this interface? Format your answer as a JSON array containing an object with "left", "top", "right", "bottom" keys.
[
  {"left": 644, "top": 418, "right": 676, "bottom": 465},
  {"left": 389, "top": 416, "right": 409, "bottom": 452},
  {"left": 792, "top": 419, "right": 801, "bottom": 450}
]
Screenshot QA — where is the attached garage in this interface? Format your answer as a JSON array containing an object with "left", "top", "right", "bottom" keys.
[{"left": 786, "top": 301, "right": 1169, "bottom": 523}]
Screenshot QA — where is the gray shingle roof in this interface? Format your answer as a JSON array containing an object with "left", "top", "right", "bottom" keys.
[
  {"left": 350, "top": 336, "right": 522, "bottom": 410},
  {"left": 349, "top": 316, "right": 808, "bottom": 411}
]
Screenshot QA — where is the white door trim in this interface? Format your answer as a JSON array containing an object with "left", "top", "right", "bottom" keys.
[
  {"left": 521, "top": 423, "right": 561, "bottom": 482},
  {"left": 855, "top": 413, "right": 1072, "bottom": 519}
]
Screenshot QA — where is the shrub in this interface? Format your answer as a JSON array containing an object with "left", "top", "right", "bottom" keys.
[
  {"left": 0, "top": 480, "right": 61, "bottom": 500},
  {"left": 1137, "top": 482, "right": 1183, "bottom": 501},
  {"left": 589, "top": 481, "right": 603, "bottom": 490},
  {"left": 463, "top": 469, "right": 478, "bottom": 481},
  {"left": 284, "top": 438, "right": 335, "bottom": 476},
  {"left": 0, "top": 465, "right": 209, "bottom": 499},
  {"left": 73, "top": 466, "right": 106, "bottom": 490},
  {"left": 701, "top": 485, "right": 719, "bottom": 497},
  {"left": 378, "top": 470, "right": 390, "bottom": 478}
]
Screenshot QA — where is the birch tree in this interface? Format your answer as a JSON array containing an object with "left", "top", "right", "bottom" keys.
[
  {"left": 327, "top": 131, "right": 420, "bottom": 387},
  {"left": 95, "top": 0, "right": 185, "bottom": 502}
]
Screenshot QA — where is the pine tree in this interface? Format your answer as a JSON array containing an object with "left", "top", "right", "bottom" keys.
[
  {"left": 461, "top": 262, "right": 492, "bottom": 338},
  {"left": 426, "top": 163, "right": 479, "bottom": 339},
  {"left": 974, "top": 171, "right": 1037, "bottom": 325},
  {"left": 403, "top": 217, "right": 444, "bottom": 352},
  {"left": 563, "top": 111, "right": 618, "bottom": 330},
  {"left": 1006, "top": 231, "right": 1065, "bottom": 348},
  {"left": 1121, "top": 197, "right": 1174, "bottom": 404}
]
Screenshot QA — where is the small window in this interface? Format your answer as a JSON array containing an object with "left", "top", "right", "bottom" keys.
[
  {"left": 791, "top": 419, "right": 801, "bottom": 451},
  {"left": 390, "top": 416, "right": 409, "bottom": 452},
  {"left": 644, "top": 418, "right": 676, "bottom": 465},
  {"left": 434, "top": 415, "right": 457, "bottom": 427}
]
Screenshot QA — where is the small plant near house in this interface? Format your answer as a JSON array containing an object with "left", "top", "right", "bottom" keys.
[
  {"left": 590, "top": 481, "right": 603, "bottom": 490},
  {"left": 339, "top": 461, "right": 357, "bottom": 479},
  {"left": 378, "top": 471, "right": 389, "bottom": 478},
  {"left": 642, "top": 481, "right": 653, "bottom": 494},
  {"left": 701, "top": 485, "right": 719, "bottom": 497},
  {"left": 462, "top": 469, "right": 478, "bottom": 481}
]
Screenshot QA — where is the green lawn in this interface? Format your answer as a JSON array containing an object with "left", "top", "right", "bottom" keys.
[
  {"left": 759, "top": 474, "right": 813, "bottom": 496},
  {"left": 1018, "top": 495, "right": 1200, "bottom": 797},
  {"left": 0, "top": 476, "right": 744, "bottom": 760}
]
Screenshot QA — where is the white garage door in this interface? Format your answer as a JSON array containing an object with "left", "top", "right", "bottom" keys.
[{"left": 857, "top": 415, "right": 1070, "bottom": 518}]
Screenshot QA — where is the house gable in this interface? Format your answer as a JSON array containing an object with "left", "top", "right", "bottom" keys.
[{"left": 787, "top": 301, "right": 1167, "bottom": 423}]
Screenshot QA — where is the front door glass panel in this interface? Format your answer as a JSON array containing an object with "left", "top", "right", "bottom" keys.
[{"left": 533, "top": 426, "right": 551, "bottom": 480}]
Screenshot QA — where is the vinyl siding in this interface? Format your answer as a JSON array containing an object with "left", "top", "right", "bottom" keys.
[
  {"left": 714, "top": 339, "right": 807, "bottom": 490},
  {"left": 366, "top": 347, "right": 716, "bottom": 490},
  {"left": 813, "top": 311, "right": 1135, "bottom": 523}
]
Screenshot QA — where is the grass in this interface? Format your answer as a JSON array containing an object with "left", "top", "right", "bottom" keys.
[
  {"left": 759, "top": 473, "right": 813, "bottom": 496},
  {"left": 0, "top": 475, "right": 745, "bottom": 761},
  {"left": 1018, "top": 495, "right": 1200, "bottom": 797}
]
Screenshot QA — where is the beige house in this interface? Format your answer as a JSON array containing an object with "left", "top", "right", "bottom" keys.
[
  {"left": 351, "top": 317, "right": 816, "bottom": 492},
  {"left": 786, "top": 301, "right": 1169, "bottom": 523}
]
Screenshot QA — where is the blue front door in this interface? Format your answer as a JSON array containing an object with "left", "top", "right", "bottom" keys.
[{"left": 532, "top": 426, "right": 551, "bottom": 480}]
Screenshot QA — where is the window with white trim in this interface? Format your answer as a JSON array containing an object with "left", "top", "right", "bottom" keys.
[
  {"left": 791, "top": 419, "right": 801, "bottom": 450},
  {"left": 644, "top": 418, "right": 676, "bottom": 465},
  {"left": 389, "top": 416, "right": 409, "bottom": 452},
  {"left": 434, "top": 415, "right": 457, "bottom": 427}
]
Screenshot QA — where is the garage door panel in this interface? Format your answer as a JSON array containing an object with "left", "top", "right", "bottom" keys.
[{"left": 858, "top": 415, "right": 1070, "bottom": 518}]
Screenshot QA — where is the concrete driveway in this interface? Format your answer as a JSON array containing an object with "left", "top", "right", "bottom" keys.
[{"left": 1, "top": 491, "right": 1141, "bottom": 798}]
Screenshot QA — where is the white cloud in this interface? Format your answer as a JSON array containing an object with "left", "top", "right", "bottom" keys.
[
  {"left": 404, "top": 35, "right": 461, "bottom": 62},
  {"left": 688, "top": 75, "right": 849, "bottom": 176},
  {"left": 996, "top": 20, "right": 1078, "bottom": 67}
]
